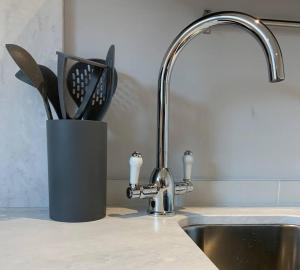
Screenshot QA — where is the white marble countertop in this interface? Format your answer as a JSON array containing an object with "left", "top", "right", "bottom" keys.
[{"left": 2, "top": 207, "right": 300, "bottom": 270}]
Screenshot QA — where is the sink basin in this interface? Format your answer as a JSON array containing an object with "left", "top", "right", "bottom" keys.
[{"left": 183, "top": 224, "right": 300, "bottom": 270}]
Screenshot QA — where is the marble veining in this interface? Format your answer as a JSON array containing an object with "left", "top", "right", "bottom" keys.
[{"left": 2, "top": 207, "right": 300, "bottom": 269}]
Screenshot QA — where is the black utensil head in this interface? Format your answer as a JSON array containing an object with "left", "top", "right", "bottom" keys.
[
  {"left": 66, "top": 59, "right": 117, "bottom": 110},
  {"left": 15, "top": 65, "right": 62, "bottom": 119},
  {"left": 6, "top": 44, "right": 44, "bottom": 89}
]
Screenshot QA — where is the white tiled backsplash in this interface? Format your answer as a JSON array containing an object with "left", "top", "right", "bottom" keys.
[{"left": 2, "top": 0, "right": 300, "bottom": 207}]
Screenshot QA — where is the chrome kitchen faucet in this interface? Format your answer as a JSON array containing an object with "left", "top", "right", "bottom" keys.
[{"left": 126, "top": 11, "right": 285, "bottom": 216}]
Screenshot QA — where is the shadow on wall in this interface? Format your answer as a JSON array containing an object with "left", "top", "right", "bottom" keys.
[
  {"left": 169, "top": 87, "right": 217, "bottom": 181},
  {"left": 105, "top": 72, "right": 157, "bottom": 181},
  {"left": 74, "top": 51, "right": 300, "bottom": 208},
  {"left": 106, "top": 69, "right": 300, "bottom": 177},
  {"left": 105, "top": 71, "right": 220, "bottom": 183},
  {"left": 170, "top": 75, "right": 300, "bottom": 177}
]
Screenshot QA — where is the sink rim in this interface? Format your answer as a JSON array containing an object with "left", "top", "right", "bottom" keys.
[
  {"left": 182, "top": 223, "right": 300, "bottom": 228},
  {"left": 177, "top": 213, "right": 300, "bottom": 228},
  {"left": 182, "top": 222, "right": 300, "bottom": 270}
]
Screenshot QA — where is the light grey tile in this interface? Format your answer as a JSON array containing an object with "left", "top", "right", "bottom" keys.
[
  {"left": 183, "top": 180, "right": 279, "bottom": 207},
  {"left": 107, "top": 179, "right": 279, "bottom": 207},
  {"left": 278, "top": 181, "right": 300, "bottom": 206}
]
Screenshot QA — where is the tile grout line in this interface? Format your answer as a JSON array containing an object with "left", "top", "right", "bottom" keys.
[{"left": 108, "top": 178, "right": 300, "bottom": 182}]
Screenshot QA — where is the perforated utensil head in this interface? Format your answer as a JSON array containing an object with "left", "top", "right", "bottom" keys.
[{"left": 66, "top": 58, "right": 117, "bottom": 119}]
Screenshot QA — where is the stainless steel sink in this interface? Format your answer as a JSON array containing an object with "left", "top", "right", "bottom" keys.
[{"left": 183, "top": 224, "right": 300, "bottom": 270}]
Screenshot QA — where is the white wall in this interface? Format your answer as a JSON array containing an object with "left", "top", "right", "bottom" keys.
[
  {"left": 65, "top": 0, "right": 300, "bottom": 207},
  {"left": 0, "top": 0, "right": 63, "bottom": 206}
]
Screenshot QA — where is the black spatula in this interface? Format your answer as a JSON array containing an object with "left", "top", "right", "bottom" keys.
[
  {"left": 15, "top": 65, "right": 63, "bottom": 119},
  {"left": 91, "top": 45, "right": 116, "bottom": 121}
]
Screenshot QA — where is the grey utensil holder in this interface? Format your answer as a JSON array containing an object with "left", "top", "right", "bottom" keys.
[{"left": 46, "top": 120, "right": 107, "bottom": 222}]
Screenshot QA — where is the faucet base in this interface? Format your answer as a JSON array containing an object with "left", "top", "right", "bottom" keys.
[
  {"left": 147, "top": 209, "right": 176, "bottom": 216},
  {"left": 148, "top": 168, "right": 175, "bottom": 215}
]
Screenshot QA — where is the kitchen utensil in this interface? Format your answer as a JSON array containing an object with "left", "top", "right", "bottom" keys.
[
  {"left": 66, "top": 58, "right": 118, "bottom": 120},
  {"left": 56, "top": 51, "right": 68, "bottom": 119},
  {"left": 61, "top": 52, "right": 107, "bottom": 69},
  {"left": 72, "top": 64, "right": 103, "bottom": 120},
  {"left": 15, "top": 65, "right": 63, "bottom": 119},
  {"left": 6, "top": 44, "right": 53, "bottom": 119},
  {"left": 67, "top": 59, "right": 105, "bottom": 108},
  {"left": 93, "top": 45, "right": 116, "bottom": 121},
  {"left": 57, "top": 52, "right": 106, "bottom": 119}
]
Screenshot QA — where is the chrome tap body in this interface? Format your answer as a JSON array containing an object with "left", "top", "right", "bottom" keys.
[{"left": 127, "top": 11, "right": 285, "bottom": 216}]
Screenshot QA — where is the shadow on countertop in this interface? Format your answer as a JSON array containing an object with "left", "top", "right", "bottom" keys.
[{"left": 107, "top": 206, "right": 194, "bottom": 219}]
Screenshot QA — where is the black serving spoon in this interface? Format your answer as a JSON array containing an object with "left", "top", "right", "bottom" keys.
[
  {"left": 15, "top": 65, "right": 63, "bottom": 119},
  {"left": 6, "top": 44, "right": 53, "bottom": 120}
]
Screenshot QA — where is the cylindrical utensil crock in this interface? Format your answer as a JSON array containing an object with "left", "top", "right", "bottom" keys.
[{"left": 46, "top": 120, "right": 107, "bottom": 222}]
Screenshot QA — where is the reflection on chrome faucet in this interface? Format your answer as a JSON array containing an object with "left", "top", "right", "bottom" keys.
[{"left": 127, "top": 11, "right": 285, "bottom": 216}]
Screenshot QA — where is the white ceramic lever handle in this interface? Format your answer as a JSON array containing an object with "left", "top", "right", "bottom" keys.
[
  {"left": 129, "top": 152, "right": 143, "bottom": 186},
  {"left": 183, "top": 150, "right": 193, "bottom": 181}
]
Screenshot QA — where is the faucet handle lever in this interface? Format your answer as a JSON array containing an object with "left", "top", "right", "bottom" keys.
[
  {"left": 129, "top": 151, "right": 143, "bottom": 187},
  {"left": 183, "top": 150, "right": 193, "bottom": 181}
]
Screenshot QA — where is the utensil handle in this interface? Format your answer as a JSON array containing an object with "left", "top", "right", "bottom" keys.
[
  {"left": 56, "top": 52, "right": 67, "bottom": 119},
  {"left": 41, "top": 85, "right": 53, "bottom": 120},
  {"left": 62, "top": 52, "right": 107, "bottom": 69}
]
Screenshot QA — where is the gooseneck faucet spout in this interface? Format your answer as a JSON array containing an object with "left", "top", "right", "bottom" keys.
[
  {"left": 158, "top": 11, "right": 285, "bottom": 169},
  {"left": 127, "top": 11, "right": 285, "bottom": 216}
]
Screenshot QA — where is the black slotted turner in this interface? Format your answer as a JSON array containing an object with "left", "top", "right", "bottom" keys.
[
  {"left": 91, "top": 45, "right": 115, "bottom": 121},
  {"left": 66, "top": 57, "right": 117, "bottom": 120}
]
